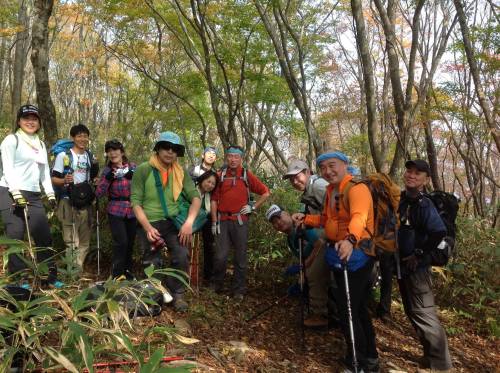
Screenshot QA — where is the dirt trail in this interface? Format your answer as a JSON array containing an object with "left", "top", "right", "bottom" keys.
[{"left": 161, "top": 271, "right": 499, "bottom": 372}]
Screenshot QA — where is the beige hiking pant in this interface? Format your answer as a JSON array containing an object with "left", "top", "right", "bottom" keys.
[{"left": 57, "top": 198, "right": 93, "bottom": 270}]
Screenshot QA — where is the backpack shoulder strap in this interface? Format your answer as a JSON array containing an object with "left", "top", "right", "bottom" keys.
[
  {"left": 152, "top": 167, "right": 169, "bottom": 218},
  {"left": 242, "top": 168, "right": 250, "bottom": 203},
  {"left": 340, "top": 179, "right": 356, "bottom": 214}
]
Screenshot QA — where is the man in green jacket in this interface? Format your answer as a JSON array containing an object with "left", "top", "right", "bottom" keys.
[{"left": 131, "top": 131, "right": 201, "bottom": 312}]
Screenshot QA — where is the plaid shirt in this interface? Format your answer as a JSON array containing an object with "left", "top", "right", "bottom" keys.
[{"left": 96, "top": 163, "right": 136, "bottom": 218}]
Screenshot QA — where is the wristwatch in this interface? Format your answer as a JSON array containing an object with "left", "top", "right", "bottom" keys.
[{"left": 345, "top": 234, "right": 357, "bottom": 246}]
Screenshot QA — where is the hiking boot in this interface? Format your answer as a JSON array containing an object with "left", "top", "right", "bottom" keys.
[
  {"left": 19, "top": 282, "right": 31, "bottom": 291},
  {"left": 48, "top": 279, "right": 64, "bottom": 289},
  {"left": 114, "top": 274, "right": 127, "bottom": 282},
  {"left": 377, "top": 312, "right": 392, "bottom": 323},
  {"left": 233, "top": 293, "right": 244, "bottom": 302},
  {"left": 209, "top": 283, "right": 223, "bottom": 294},
  {"left": 173, "top": 296, "right": 189, "bottom": 312},
  {"left": 303, "top": 315, "right": 328, "bottom": 328},
  {"left": 365, "top": 357, "right": 380, "bottom": 373}
]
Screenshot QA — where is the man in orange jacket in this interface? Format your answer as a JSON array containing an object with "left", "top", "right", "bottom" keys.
[{"left": 294, "top": 151, "right": 379, "bottom": 373}]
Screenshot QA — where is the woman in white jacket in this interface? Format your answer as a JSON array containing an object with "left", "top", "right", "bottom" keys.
[{"left": 0, "top": 104, "right": 61, "bottom": 288}]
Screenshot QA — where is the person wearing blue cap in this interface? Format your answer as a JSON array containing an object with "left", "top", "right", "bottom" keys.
[
  {"left": 189, "top": 146, "right": 217, "bottom": 180},
  {"left": 131, "top": 131, "right": 201, "bottom": 312},
  {"left": 294, "top": 151, "right": 379, "bottom": 373}
]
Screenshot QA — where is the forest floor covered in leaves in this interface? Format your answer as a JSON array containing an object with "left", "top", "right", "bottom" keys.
[{"left": 137, "top": 262, "right": 499, "bottom": 373}]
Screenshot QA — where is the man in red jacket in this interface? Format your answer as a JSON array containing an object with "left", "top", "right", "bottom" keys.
[{"left": 210, "top": 145, "right": 270, "bottom": 300}]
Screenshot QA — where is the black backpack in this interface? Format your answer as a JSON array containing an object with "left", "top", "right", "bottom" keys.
[{"left": 427, "top": 191, "right": 460, "bottom": 266}]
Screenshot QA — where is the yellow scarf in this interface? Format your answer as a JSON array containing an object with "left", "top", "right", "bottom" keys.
[{"left": 149, "top": 154, "right": 184, "bottom": 201}]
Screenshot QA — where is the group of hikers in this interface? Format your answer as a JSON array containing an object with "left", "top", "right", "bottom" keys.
[{"left": 0, "top": 104, "right": 454, "bottom": 372}]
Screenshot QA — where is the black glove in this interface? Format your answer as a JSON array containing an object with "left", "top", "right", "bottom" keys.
[
  {"left": 124, "top": 169, "right": 135, "bottom": 180},
  {"left": 105, "top": 170, "right": 115, "bottom": 181}
]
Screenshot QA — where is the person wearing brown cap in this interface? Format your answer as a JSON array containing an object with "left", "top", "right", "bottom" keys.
[
  {"left": 398, "top": 159, "right": 452, "bottom": 372},
  {"left": 283, "top": 159, "right": 328, "bottom": 215}
]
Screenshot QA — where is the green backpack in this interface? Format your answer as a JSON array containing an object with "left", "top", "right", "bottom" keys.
[{"left": 151, "top": 167, "right": 208, "bottom": 233}]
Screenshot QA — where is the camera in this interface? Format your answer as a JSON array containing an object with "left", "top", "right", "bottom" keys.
[{"left": 150, "top": 237, "right": 167, "bottom": 252}]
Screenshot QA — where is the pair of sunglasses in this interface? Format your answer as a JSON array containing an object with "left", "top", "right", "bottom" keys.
[{"left": 157, "top": 142, "right": 183, "bottom": 155}]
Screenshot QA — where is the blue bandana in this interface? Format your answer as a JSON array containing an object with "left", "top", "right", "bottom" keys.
[
  {"left": 226, "top": 147, "right": 244, "bottom": 156},
  {"left": 316, "top": 151, "right": 349, "bottom": 166},
  {"left": 347, "top": 165, "right": 361, "bottom": 176}
]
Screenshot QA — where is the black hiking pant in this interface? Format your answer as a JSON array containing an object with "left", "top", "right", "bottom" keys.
[
  {"left": 333, "top": 258, "right": 378, "bottom": 370},
  {"left": 201, "top": 217, "right": 215, "bottom": 282},
  {"left": 376, "top": 252, "right": 394, "bottom": 317},
  {"left": 108, "top": 214, "right": 137, "bottom": 278},
  {"left": 0, "top": 187, "right": 57, "bottom": 280}
]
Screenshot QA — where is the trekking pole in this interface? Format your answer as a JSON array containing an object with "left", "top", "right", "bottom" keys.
[
  {"left": 22, "top": 203, "right": 39, "bottom": 289},
  {"left": 297, "top": 228, "right": 305, "bottom": 350},
  {"left": 344, "top": 264, "right": 359, "bottom": 373},
  {"left": 245, "top": 293, "right": 289, "bottom": 322},
  {"left": 71, "top": 205, "right": 77, "bottom": 276},
  {"left": 22, "top": 204, "right": 37, "bottom": 268},
  {"left": 96, "top": 198, "right": 101, "bottom": 277}
]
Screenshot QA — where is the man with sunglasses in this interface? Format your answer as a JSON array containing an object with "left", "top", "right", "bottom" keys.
[
  {"left": 294, "top": 151, "right": 379, "bottom": 373},
  {"left": 210, "top": 145, "right": 270, "bottom": 301},
  {"left": 131, "top": 131, "right": 201, "bottom": 312}
]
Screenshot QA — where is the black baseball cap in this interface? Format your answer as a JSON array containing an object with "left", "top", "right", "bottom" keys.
[
  {"left": 105, "top": 139, "right": 124, "bottom": 152},
  {"left": 17, "top": 104, "right": 40, "bottom": 120},
  {"left": 405, "top": 159, "right": 430, "bottom": 175}
]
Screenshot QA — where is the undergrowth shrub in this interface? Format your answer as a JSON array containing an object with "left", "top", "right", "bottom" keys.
[{"left": 434, "top": 216, "right": 499, "bottom": 337}]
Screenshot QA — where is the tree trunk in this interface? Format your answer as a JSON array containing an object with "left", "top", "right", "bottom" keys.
[
  {"left": 423, "top": 94, "right": 443, "bottom": 190},
  {"left": 0, "top": 24, "right": 8, "bottom": 115},
  {"left": 351, "top": 0, "right": 383, "bottom": 172},
  {"left": 453, "top": 0, "right": 500, "bottom": 154},
  {"left": 31, "top": 0, "right": 58, "bottom": 145},
  {"left": 11, "top": 0, "right": 30, "bottom": 129}
]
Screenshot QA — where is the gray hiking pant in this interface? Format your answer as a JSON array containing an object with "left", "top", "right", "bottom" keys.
[
  {"left": 212, "top": 220, "right": 249, "bottom": 295},
  {"left": 398, "top": 268, "right": 452, "bottom": 370}
]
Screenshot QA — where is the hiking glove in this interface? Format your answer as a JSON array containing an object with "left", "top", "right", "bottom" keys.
[
  {"left": 211, "top": 222, "right": 220, "bottom": 235},
  {"left": 12, "top": 192, "right": 27, "bottom": 208},
  {"left": 124, "top": 169, "right": 135, "bottom": 180},
  {"left": 48, "top": 196, "right": 57, "bottom": 211},
  {"left": 105, "top": 170, "right": 115, "bottom": 181},
  {"left": 284, "top": 264, "right": 301, "bottom": 277},
  {"left": 239, "top": 204, "right": 254, "bottom": 215}
]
